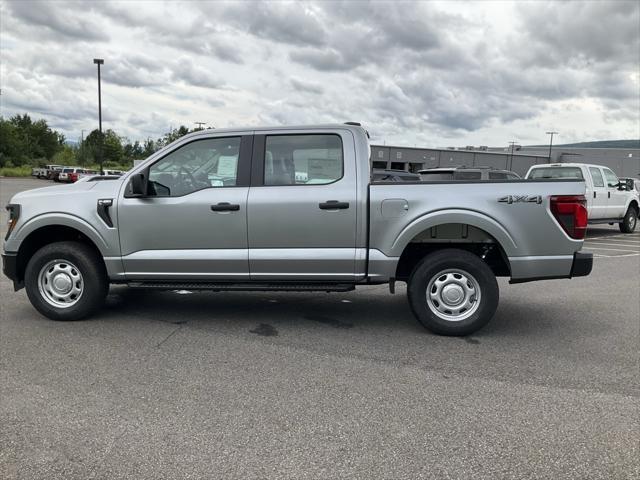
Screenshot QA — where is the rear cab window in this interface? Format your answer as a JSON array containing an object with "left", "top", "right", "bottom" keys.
[
  {"left": 454, "top": 171, "right": 482, "bottom": 180},
  {"left": 528, "top": 167, "right": 584, "bottom": 180},
  {"left": 419, "top": 171, "right": 454, "bottom": 180}
]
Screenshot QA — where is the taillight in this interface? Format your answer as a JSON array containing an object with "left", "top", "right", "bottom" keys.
[{"left": 550, "top": 195, "right": 588, "bottom": 240}]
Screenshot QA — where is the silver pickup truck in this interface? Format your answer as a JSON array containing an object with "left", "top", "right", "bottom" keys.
[{"left": 2, "top": 124, "right": 592, "bottom": 335}]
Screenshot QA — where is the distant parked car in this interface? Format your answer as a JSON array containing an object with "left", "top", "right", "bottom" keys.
[
  {"left": 418, "top": 167, "right": 521, "bottom": 181},
  {"left": 47, "top": 165, "right": 64, "bottom": 180},
  {"left": 31, "top": 164, "right": 63, "bottom": 179},
  {"left": 58, "top": 167, "right": 86, "bottom": 183},
  {"left": 104, "top": 169, "right": 125, "bottom": 176},
  {"left": 372, "top": 169, "right": 421, "bottom": 182}
]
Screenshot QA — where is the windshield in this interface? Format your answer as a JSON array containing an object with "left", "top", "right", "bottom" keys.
[{"left": 528, "top": 167, "right": 584, "bottom": 180}]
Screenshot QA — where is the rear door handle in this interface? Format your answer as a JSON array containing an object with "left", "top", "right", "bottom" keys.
[
  {"left": 319, "top": 200, "right": 349, "bottom": 210},
  {"left": 211, "top": 202, "right": 240, "bottom": 212}
]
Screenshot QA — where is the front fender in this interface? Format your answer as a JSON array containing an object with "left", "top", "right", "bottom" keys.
[
  {"left": 388, "top": 209, "right": 518, "bottom": 258},
  {"left": 6, "top": 212, "right": 114, "bottom": 256}
]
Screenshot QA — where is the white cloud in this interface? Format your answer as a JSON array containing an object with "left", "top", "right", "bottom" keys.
[{"left": 0, "top": 0, "right": 638, "bottom": 147}]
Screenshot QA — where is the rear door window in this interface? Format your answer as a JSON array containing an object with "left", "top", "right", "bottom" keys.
[
  {"left": 264, "top": 134, "right": 343, "bottom": 185},
  {"left": 589, "top": 167, "right": 605, "bottom": 187}
]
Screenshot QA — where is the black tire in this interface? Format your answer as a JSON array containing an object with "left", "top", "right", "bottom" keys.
[
  {"left": 24, "top": 241, "right": 108, "bottom": 321},
  {"left": 619, "top": 206, "right": 638, "bottom": 233},
  {"left": 407, "top": 249, "right": 499, "bottom": 336}
]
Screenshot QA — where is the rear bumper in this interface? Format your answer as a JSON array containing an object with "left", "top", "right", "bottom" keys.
[
  {"left": 570, "top": 251, "right": 593, "bottom": 277},
  {"left": 509, "top": 251, "right": 593, "bottom": 284}
]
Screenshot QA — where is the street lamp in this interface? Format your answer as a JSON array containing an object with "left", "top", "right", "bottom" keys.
[
  {"left": 93, "top": 58, "right": 104, "bottom": 174},
  {"left": 546, "top": 131, "right": 558, "bottom": 163},
  {"left": 508, "top": 141, "right": 517, "bottom": 171}
]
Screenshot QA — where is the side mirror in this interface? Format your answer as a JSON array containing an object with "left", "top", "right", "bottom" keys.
[
  {"left": 130, "top": 172, "right": 148, "bottom": 196},
  {"left": 617, "top": 181, "right": 629, "bottom": 191}
]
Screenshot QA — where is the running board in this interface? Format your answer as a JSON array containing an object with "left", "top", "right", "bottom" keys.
[{"left": 126, "top": 281, "right": 356, "bottom": 292}]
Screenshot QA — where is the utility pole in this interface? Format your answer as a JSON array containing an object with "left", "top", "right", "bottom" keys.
[
  {"left": 508, "top": 141, "right": 517, "bottom": 171},
  {"left": 194, "top": 122, "right": 206, "bottom": 131},
  {"left": 546, "top": 131, "right": 558, "bottom": 163},
  {"left": 93, "top": 59, "right": 104, "bottom": 174}
]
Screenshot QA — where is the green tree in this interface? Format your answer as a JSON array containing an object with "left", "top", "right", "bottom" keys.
[
  {"left": 83, "top": 128, "right": 123, "bottom": 165},
  {"left": 52, "top": 144, "right": 76, "bottom": 165},
  {"left": 0, "top": 114, "right": 63, "bottom": 166}
]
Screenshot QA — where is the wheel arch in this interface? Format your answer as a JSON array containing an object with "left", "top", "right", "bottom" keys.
[
  {"left": 13, "top": 222, "right": 106, "bottom": 286},
  {"left": 391, "top": 211, "right": 515, "bottom": 280}
]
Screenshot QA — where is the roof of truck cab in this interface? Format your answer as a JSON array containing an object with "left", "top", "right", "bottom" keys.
[
  {"left": 182, "top": 123, "right": 367, "bottom": 139},
  {"left": 529, "top": 163, "right": 608, "bottom": 169}
]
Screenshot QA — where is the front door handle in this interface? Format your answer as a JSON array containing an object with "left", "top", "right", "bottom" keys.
[
  {"left": 608, "top": 191, "right": 611, "bottom": 199},
  {"left": 319, "top": 200, "right": 349, "bottom": 210},
  {"left": 211, "top": 202, "right": 240, "bottom": 212}
]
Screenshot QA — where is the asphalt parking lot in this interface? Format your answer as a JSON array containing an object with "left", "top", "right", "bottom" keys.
[{"left": 1, "top": 177, "right": 638, "bottom": 479}]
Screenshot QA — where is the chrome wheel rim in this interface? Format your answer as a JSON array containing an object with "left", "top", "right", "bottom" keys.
[
  {"left": 426, "top": 269, "right": 481, "bottom": 322},
  {"left": 38, "top": 260, "right": 84, "bottom": 308},
  {"left": 628, "top": 214, "right": 636, "bottom": 230}
]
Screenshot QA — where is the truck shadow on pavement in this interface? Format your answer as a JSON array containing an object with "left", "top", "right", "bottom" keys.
[{"left": 99, "top": 285, "right": 578, "bottom": 340}]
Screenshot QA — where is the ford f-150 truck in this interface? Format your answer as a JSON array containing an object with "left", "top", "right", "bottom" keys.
[{"left": 2, "top": 124, "right": 593, "bottom": 335}]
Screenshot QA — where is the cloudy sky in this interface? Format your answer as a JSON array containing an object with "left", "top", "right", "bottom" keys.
[{"left": 1, "top": 0, "right": 638, "bottom": 147}]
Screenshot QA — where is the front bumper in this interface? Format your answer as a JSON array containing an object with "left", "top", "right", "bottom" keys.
[{"left": 2, "top": 253, "right": 22, "bottom": 291}]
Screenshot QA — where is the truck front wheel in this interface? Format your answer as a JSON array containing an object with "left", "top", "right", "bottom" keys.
[
  {"left": 619, "top": 206, "right": 638, "bottom": 233},
  {"left": 407, "top": 249, "right": 499, "bottom": 336},
  {"left": 24, "top": 241, "right": 108, "bottom": 321}
]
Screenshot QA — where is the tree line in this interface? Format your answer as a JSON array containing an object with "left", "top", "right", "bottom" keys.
[{"left": 0, "top": 114, "right": 201, "bottom": 169}]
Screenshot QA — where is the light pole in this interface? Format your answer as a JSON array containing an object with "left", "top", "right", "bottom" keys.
[
  {"left": 93, "top": 58, "right": 104, "bottom": 174},
  {"left": 194, "top": 122, "right": 206, "bottom": 131},
  {"left": 508, "top": 141, "right": 517, "bottom": 171},
  {"left": 546, "top": 131, "right": 558, "bottom": 163}
]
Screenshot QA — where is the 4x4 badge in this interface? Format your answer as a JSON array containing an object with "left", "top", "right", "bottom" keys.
[{"left": 498, "top": 195, "right": 542, "bottom": 204}]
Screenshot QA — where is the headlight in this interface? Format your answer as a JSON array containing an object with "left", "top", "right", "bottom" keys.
[{"left": 5, "top": 204, "right": 20, "bottom": 240}]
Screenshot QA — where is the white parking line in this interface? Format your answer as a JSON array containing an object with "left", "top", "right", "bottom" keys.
[
  {"left": 583, "top": 246, "right": 640, "bottom": 252},
  {"left": 593, "top": 253, "right": 640, "bottom": 258},
  {"left": 586, "top": 235, "right": 640, "bottom": 241},
  {"left": 584, "top": 241, "right": 640, "bottom": 248}
]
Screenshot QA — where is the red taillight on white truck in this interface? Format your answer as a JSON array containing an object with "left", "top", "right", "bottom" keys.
[{"left": 549, "top": 195, "right": 588, "bottom": 240}]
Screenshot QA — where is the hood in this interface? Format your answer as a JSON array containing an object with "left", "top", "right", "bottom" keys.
[{"left": 10, "top": 178, "right": 124, "bottom": 204}]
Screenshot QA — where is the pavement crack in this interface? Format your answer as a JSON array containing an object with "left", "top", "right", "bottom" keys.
[{"left": 155, "top": 325, "right": 182, "bottom": 348}]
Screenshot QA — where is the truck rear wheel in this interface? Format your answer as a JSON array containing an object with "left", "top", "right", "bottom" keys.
[
  {"left": 24, "top": 241, "right": 108, "bottom": 321},
  {"left": 619, "top": 206, "right": 638, "bottom": 233},
  {"left": 407, "top": 249, "right": 499, "bottom": 336}
]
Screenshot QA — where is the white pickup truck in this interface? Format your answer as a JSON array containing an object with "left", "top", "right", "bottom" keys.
[
  {"left": 31, "top": 164, "right": 62, "bottom": 179},
  {"left": 526, "top": 163, "right": 639, "bottom": 233}
]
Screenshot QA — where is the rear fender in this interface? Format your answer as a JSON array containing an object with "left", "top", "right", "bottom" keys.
[{"left": 389, "top": 209, "right": 518, "bottom": 258}]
